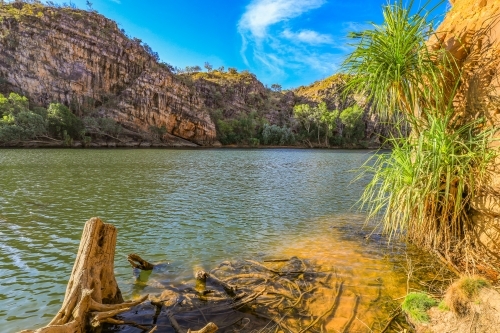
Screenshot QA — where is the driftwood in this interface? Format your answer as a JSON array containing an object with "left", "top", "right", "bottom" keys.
[
  {"left": 19, "top": 218, "right": 148, "bottom": 333},
  {"left": 19, "top": 217, "right": 404, "bottom": 332},
  {"left": 19, "top": 218, "right": 217, "bottom": 333},
  {"left": 196, "top": 270, "right": 237, "bottom": 295},
  {"left": 128, "top": 253, "right": 155, "bottom": 270}
]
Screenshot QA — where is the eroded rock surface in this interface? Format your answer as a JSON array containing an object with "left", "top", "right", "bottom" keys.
[
  {"left": 430, "top": 0, "right": 500, "bottom": 257},
  {"left": 0, "top": 3, "right": 216, "bottom": 145}
]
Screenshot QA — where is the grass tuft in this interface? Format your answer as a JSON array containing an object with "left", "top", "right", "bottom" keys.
[
  {"left": 444, "top": 276, "right": 490, "bottom": 316},
  {"left": 438, "top": 300, "right": 450, "bottom": 311},
  {"left": 459, "top": 277, "right": 489, "bottom": 298},
  {"left": 402, "top": 292, "right": 438, "bottom": 323}
]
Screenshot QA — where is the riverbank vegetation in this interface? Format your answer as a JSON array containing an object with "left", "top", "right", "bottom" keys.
[
  {"left": 0, "top": 92, "right": 128, "bottom": 146},
  {"left": 182, "top": 68, "right": 374, "bottom": 147},
  {"left": 0, "top": 88, "right": 371, "bottom": 148},
  {"left": 347, "top": 0, "right": 497, "bottom": 268}
]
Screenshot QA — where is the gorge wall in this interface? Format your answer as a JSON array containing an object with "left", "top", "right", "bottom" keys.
[
  {"left": 431, "top": 0, "right": 500, "bottom": 259},
  {"left": 0, "top": 2, "right": 387, "bottom": 147},
  {"left": 0, "top": 3, "right": 216, "bottom": 145}
]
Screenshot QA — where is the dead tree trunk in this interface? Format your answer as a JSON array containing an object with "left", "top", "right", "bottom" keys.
[{"left": 19, "top": 217, "right": 148, "bottom": 333}]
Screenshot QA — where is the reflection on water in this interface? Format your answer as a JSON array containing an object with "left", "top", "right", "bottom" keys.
[{"left": 0, "top": 149, "right": 443, "bottom": 332}]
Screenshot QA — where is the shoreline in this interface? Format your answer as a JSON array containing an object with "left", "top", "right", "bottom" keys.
[{"left": 0, "top": 140, "right": 382, "bottom": 150}]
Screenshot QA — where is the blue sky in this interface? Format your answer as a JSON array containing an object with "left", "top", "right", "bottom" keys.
[{"left": 48, "top": 0, "right": 449, "bottom": 88}]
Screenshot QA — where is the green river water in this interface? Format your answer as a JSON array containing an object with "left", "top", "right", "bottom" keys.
[{"left": 0, "top": 149, "right": 446, "bottom": 332}]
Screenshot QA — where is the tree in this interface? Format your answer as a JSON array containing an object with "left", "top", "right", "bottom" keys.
[
  {"left": 271, "top": 84, "right": 282, "bottom": 92},
  {"left": 217, "top": 66, "right": 225, "bottom": 72},
  {"left": 293, "top": 104, "right": 313, "bottom": 135},
  {"left": 160, "top": 62, "right": 175, "bottom": 72},
  {"left": 318, "top": 103, "right": 338, "bottom": 146},
  {"left": 47, "top": 103, "right": 83, "bottom": 139},
  {"left": 311, "top": 104, "right": 323, "bottom": 145},
  {"left": 293, "top": 102, "right": 332, "bottom": 145},
  {"left": 0, "top": 92, "right": 29, "bottom": 116},
  {"left": 340, "top": 105, "right": 364, "bottom": 141},
  {"left": 0, "top": 93, "right": 48, "bottom": 143},
  {"left": 228, "top": 67, "right": 238, "bottom": 74},
  {"left": 204, "top": 62, "right": 213, "bottom": 72}
]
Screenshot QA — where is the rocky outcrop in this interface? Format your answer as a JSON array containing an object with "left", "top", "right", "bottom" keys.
[
  {"left": 188, "top": 71, "right": 296, "bottom": 126},
  {"left": 0, "top": 3, "right": 216, "bottom": 145},
  {"left": 430, "top": 0, "right": 500, "bottom": 257},
  {"left": 0, "top": 2, "right": 386, "bottom": 147}
]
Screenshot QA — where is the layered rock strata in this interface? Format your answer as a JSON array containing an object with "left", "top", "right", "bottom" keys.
[
  {"left": 430, "top": 0, "right": 500, "bottom": 258},
  {"left": 0, "top": 3, "right": 216, "bottom": 145}
]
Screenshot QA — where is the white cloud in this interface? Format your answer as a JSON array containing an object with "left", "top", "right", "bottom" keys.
[
  {"left": 238, "top": 0, "right": 325, "bottom": 39},
  {"left": 238, "top": 0, "right": 342, "bottom": 85},
  {"left": 282, "top": 29, "right": 333, "bottom": 45},
  {"left": 109, "top": 0, "right": 121, "bottom": 4}
]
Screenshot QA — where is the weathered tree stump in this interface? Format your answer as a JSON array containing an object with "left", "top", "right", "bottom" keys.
[{"left": 19, "top": 217, "right": 148, "bottom": 333}]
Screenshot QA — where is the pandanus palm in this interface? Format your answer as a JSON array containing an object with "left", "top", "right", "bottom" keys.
[{"left": 344, "top": 0, "right": 496, "bottom": 259}]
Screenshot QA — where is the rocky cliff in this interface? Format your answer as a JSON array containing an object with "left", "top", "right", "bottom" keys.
[
  {"left": 187, "top": 70, "right": 296, "bottom": 126},
  {"left": 0, "top": 2, "right": 216, "bottom": 145},
  {"left": 430, "top": 0, "right": 500, "bottom": 258},
  {"left": 0, "top": 2, "right": 385, "bottom": 147}
]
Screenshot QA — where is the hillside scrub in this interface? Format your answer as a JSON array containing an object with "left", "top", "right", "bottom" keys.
[{"left": 0, "top": 92, "right": 130, "bottom": 145}]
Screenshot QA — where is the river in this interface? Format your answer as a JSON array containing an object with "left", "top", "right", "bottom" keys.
[{"left": 0, "top": 149, "right": 446, "bottom": 332}]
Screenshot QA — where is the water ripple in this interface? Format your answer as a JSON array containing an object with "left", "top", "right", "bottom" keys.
[{"left": 0, "top": 148, "right": 389, "bottom": 332}]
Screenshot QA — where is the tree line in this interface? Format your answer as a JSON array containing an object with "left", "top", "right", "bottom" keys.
[
  {"left": 0, "top": 92, "right": 123, "bottom": 145},
  {"left": 210, "top": 101, "right": 365, "bottom": 147}
]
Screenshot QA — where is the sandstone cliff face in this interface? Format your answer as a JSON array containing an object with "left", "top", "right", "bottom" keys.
[
  {"left": 188, "top": 71, "right": 296, "bottom": 126},
  {"left": 0, "top": 3, "right": 216, "bottom": 145},
  {"left": 0, "top": 2, "right": 385, "bottom": 147},
  {"left": 431, "top": 0, "right": 500, "bottom": 256}
]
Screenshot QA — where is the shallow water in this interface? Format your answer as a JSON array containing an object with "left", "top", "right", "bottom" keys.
[{"left": 0, "top": 149, "right": 444, "bottom": 332}]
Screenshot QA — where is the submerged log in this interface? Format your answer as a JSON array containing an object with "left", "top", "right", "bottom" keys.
[
  {"left": 128, "top": 253, "right": 155, "bottom": 271},
  {"left": 19, "top": 217, "right": 149, "bottom": 333},
  {"left": 196, "top": 270, "right": 237, "bottom": 295}
]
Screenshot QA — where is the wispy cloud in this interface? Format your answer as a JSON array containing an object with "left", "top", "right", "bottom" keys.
[
  {"left": 238, "top": 0, "right": 325, "bottom": 39},
  {"left": 109, "top": 0, "right": 121, "bottom": 4},
  {"left": 282, "top": 29, "right": 333, "bottom": 45},
  {"left": 238, "top": 0, "right": 346, "bottom": 87}
]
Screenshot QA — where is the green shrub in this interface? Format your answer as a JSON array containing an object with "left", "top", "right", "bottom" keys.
[
  {"left": 262, "top": 124, "right": 295, "bottom": 145},
  {"left": 0, "top": 123, "right": 24, "bottom": 142},
  {"left": 15, "top": 111, "right": 46, "bottom": 138},
  {"left": 402, "top": 292, "right": 437, "bottom": 323},
  {"left": 0, "top": 92, "right": 30, "bottom": 116},
  {"left": 249, "top": 137, "right": 260, "bottom": 146},
  {"left": 47, "top": 103, "right": 83, "bottom": 139}
]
